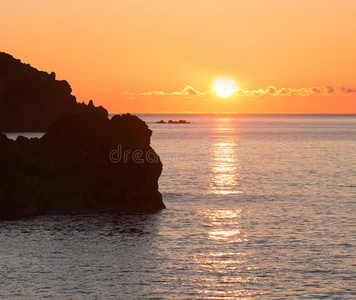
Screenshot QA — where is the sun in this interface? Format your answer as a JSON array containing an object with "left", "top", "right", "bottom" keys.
[{"left": 213, "top": 76, "right": 238, "bottom": 98}]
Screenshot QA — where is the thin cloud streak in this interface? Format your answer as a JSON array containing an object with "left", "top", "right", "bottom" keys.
[
  {"left": 121, "top": 85, "right": 356, "bottom": 98},
  {"left": 341, "top": 87, "right": 356, "bottom": 94},
  {"left": 239, "top": 86, "right": 356, "bottom": 97},
  {"left": 138, "top": 85, "right": 202, "bottom": 96}
]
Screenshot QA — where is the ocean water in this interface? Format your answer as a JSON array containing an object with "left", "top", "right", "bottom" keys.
[{"left": 1, "top": 114, "right": 355, "bottom": 299}]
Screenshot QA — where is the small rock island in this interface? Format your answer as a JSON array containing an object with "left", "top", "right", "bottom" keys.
[
  {"left": 156, "top": 120, "right": 191, "bottom": 124},
  {"left": 0, "top": 53, "right": 165, "bottom": 219}
]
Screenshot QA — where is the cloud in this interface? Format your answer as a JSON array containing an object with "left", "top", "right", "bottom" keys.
[
  {"left": 326, "top": 86, "right": 335, "bottom": 94},
  {"left": 310, "top": 87, "right": 322, "bottom": 94},
  {"left": 121, "top": 91, "right": 135, "bottom": 96},
  {"left": 239, "top": 88, "right": 265, "bottom": 97},
  {"left": 278, "top": 88, "right": 291, "bottom": 96},
  {"left": 138, "top": 85, "right": 202, "bottom": 96},
  {"left": 235, "top": 86, "right": 356, "bottom": 97},
  {"left": 121, "top": 85, "right": 356, "bottom": 98},
  {"left": 235, "top": 87, "right": 311, "bottom": 97},
  {"left": 180, "top": 85, "right": 200, "bottom": 95},
  {"left": 139, "top": 91, "right": 165, "bottom": 96},
  {"left": 341, "top": 87, "right": 356, "bottom": 94},
  {"left": 266, "top": 86, "right": 277, "bottom": 94}
]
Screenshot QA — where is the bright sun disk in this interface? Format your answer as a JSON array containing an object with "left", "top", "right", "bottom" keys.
[{"left": 213, "top": 76, "right": 238, "bottom": 98}]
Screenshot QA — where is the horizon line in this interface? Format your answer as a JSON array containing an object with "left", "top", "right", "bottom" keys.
[{"left": 108, "top": 112, "right": 356, "bottom": 115}]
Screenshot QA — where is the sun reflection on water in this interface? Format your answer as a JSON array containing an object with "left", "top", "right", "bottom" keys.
[
  {"left": 209, "top": 137, "right": 242, "bottom": 195},
  {"left": 191, "top": 208, "right": 256, "bottom": 298},
  {"left": 184, "top": 118, "right": 266, "bottom": 298}
]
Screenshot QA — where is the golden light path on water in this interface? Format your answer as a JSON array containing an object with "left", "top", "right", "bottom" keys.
[
  {"left": 209, "top": 120, "right": 242, "bottom": 195},
  {"left": 191, "top": 119, "right": 260, "bottom": 298},
  {"left": 193, "top": 208, "right": 255, "bottom": 299},
  {"left": 150, "top": 116, "right": 269, "bottom": 298}
]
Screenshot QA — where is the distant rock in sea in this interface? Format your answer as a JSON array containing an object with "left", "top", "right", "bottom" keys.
[
  {"left": 157, "top": 120, "right": 191, "bottom": 124},
  {"left": 0, "top": 112, "right": 165, "bottom": 220},
  {"left": 0, "top": 52, "right": 108, "bottom": 132}
]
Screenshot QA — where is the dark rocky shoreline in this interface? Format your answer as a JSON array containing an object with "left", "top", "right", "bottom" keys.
[{"left": 0, "top": 53, "right": 165, "bottom": 219}]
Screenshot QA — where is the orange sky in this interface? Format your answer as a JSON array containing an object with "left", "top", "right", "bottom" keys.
[{"left": 1, "top": 0, "right": 356, "bottom": 113}]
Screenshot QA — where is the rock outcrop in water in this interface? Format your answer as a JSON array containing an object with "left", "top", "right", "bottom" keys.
[
  {"left": 0, "top": 112, "right": 165, "bottom": 219},
  {"left": 0, "top": 52, "right": 108, "bottom": 132},
  {"left": 0, "top": 52, "right": 165, "bottom": 219}
]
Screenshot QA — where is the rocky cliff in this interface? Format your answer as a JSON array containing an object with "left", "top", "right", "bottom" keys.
[
  {"left": 0, "top": 52, "right": 165, "bottom": 219},
  {"left": 0, "top": 52, "right": 108, "bottom": 132},
  {"left": 0, "top": 112, "right": 165, "bottom": 220}
]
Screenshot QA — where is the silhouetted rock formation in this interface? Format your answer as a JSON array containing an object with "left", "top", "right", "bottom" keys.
[
  {"left": 0, "top": 112, "right": 165, "bottom": 220},
  {"left": 0, "top": 52, "right": 108, "bottom": 132},
  {"left": 0, "top": 53, "right": 165, "bottom": 219}
]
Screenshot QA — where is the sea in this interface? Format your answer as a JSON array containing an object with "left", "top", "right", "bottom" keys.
[{"left": 1, "top": 114, "right": 355, "bottom": 299}]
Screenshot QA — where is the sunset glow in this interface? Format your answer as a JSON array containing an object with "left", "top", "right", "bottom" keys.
[
  {"left": 1, "top": 1, "right": 355, "bottom": 114},
  {"left": 1, "top": 1, "right": 354, "bottom": 297}
]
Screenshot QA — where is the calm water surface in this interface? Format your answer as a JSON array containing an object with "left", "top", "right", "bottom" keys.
[{"left": 1, "top": 115, "right": 355, "bottom": 299}]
